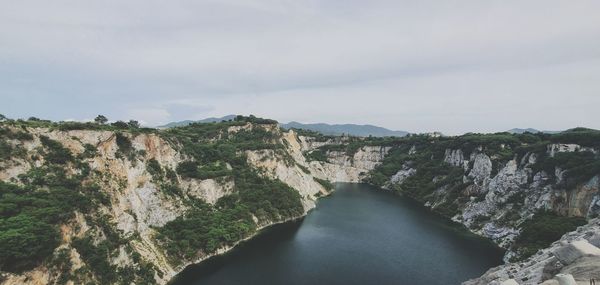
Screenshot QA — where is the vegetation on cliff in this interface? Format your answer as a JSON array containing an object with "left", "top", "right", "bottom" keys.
[
  {"left": 512, "top": 211, "right": 586, "bottom": 260},
  {"left": 362, "top": 129, "right": 600, "bottom": 260},
  {"left": 0, "top": 115, "right": 303, "bottom": 284}
]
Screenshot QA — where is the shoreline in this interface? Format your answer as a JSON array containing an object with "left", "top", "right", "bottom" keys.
[
  {"left": 165, "top": 197, "right": 323, "bottom": 284},
  {"left": 165, "top": 182, "right": 504, "bottom": 284}
]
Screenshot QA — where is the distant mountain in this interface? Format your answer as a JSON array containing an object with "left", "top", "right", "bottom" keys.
[
  {"left": 281, "top": 121, "right": 409, "bottom": 137},
  {"left": 159, "top": 115, "right": 237, "bottom": 128},
  {"left": 506, "top": 128, "right": 562, "bottom": 134},
  {"left": 507, "top": 128, "right": 542, "bottom": 134}
]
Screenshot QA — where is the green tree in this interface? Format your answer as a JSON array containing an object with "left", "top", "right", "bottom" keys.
[
  {"left": 111, "top": 121, "right": 129, "bottom": 129},
  {"left": 94, "top": 115, "right": 108, "bottom": 124},
  {"left": 127, "top": 120, "right": 140, "bottom": 128}
]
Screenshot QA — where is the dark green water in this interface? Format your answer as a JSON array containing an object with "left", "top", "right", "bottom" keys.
[{"left": 171, "top": 183, "right": 504, "bottom": 285}]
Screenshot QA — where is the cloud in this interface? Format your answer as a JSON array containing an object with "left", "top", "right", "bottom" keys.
[{"left": 0, "top": 0, "right": 598, "bottom": 133}]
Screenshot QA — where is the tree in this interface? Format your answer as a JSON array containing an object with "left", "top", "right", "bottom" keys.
[
  {"left": 127, "top": 120, "right": 140, "bottom": 128},
  {"left": 94, "top": 115, "right": 108, "bottom": 125},
  {"left": 111, "top": 121, "right": 128, "bottom": 129},
  {"left": 0, "top": 114, "right": 6, "bottom": 121}
]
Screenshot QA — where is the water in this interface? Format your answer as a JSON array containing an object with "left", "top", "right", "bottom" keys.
[{"left": 170, "top": 183, "right": 504, "bottom": 285}]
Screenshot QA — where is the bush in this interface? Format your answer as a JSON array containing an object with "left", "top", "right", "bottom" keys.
[
  {"left": 0, "top": 214, "right": 59, "bottom": 272},
  {"left": 313, "top": 177, "right": 333, "bottom": 190},
  {"left": 512, "top": 211, "right": 586, "bottom": 260},
  {"left": 158, "top": 165, "right": 303, "bottom": 262},
  {"left": 40, "top": 136, "right": 73, "bottom": 164},
  {"left": 305, "top": 149, "right": 328, "bottom": 162},
  {"left": 146, "top": 159, "right": 163, "bottom": 181},
  {"left": 0, "top": 182, "right": 90, "bottom": 272},
  {"left": 176, "top": 161, "right": 231, "bottom": 180}
]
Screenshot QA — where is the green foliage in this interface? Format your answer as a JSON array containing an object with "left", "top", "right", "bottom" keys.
[
  {"left": 165, "top": 167, "right": 178, "bottom": 182},
  {"left": 80, "top": 143, "right": 98, "bottom": 159},
  {"left": 146, "top": 158, "right": 164, "bottom": 181},
  {"left": 0, "top": 127, "right": 33, "bottom": 141},
  {"left": 313, "top": 177, "right": 333, "bottom": 190},
  {"left": 40, "top": 136, "right": 73, "bottom": 164},
  {"left": 366, "top": 144, "right": 413, "bottom": 186},
  {"left": 115, "top": 133, "right": 132, "bottom": 153},
  {"left": 0, "top": 140, "right": 14, "bottom": 160},
  {"left": 72, "top": 236, "right": 118, "bottom": 283},
  {"left": 234, "top": 115, "right": 278, "bottom": 124},
  {"left": 157, "top": 200, "right": 255, "bottom": 262},
  {"left": 550, "top": 128, "right": 600, "bottom": 148},
  {"left": 0, "top": 181, "right": 90, "bottom": 272},
  {"left": 287, "top": 128, "right": 334, "bottom": 141},
  {"left": 533, "top": 151, "right": 600, "bottom": 188},
  {"left": 0, "top": 214, "right": 59, "bottom": 272},
  {"left": 56, "top": 121, "right": 105, "bottom": 131},
  {"left": 114, "top": 132, "right": 139, "bottom": 162},
  {"left": 305, "top": 149, "right": 328, "bottom": 162},
  {"left": 513, "top": 211, "right": 586, "bottom": 260},
  {"left": 158, "top": 165, "right": 303, "bottom": 263},
  {"left": 176, "top": 161, "right": 232, "bottom": 180},
  {"left": 127, "top": 120, "right": 140, "bottom": 129},
  {"left": 160, "top": 183, "right": 183, "bottom": 197},
  {"left": 94, "top": 115, "right": 108, "bottom": 124},
  {"left": 296, "top": 163, "right": 311, "bottom": 174},
  {"left": 111, "top": 121, "right": 129, "bottom": 129}
]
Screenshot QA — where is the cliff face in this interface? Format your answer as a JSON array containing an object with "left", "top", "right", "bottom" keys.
[
  {"left": 2, "top": 120, "right": 598, "bottom": 285},
  {"left": 361, "top": 133, "right": 600, "bottom": 284},
  {"left": 465, "top": 218, "right": 600, "bottom": 285},
  {"left": 0, "top": 123, "right": 387, "bottom": 285}
]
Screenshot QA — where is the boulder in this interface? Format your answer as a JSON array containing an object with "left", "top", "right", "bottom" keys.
[{"left": 553, "top": 240, "right": 600, "bottom": 265}]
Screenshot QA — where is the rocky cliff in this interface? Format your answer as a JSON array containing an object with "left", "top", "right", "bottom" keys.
[
  {"left": 0, "top": 118, "right": 387, "bottom": 285},
  {"left": 360, "top": 130, "right": 600, "bottom": 284},
  {"left": 465, "top": 218, "right": 600, "bottom": 285},
  {"left": 1, "top": 118, "right": 599, "bottom": 285}
]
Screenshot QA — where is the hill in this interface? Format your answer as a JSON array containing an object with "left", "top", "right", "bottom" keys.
[{"left": 281, "top": 121, "right": 409, "bottom": 137}]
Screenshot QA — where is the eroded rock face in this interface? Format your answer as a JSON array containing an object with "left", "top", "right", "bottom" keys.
[
  {"left": 180, "top": 178, "right": 234, "bottom": 205},
  {"left": 468, "top": 153, "right": 493, "bottom": 184},
  {"left": 390, "top": 164, "right": 416, "bottom": 185},
  {"left": 445, "top": 149, "right": 465, "bottom": 168},
  {"left": 546, "top": 143, "right": 599, "bottom": 158},
  {"left": 3, "top": 127, "right": 363, "bottom": 285},
  {"left": 464, "top": 219, "right": 600, "bottom": 285}
]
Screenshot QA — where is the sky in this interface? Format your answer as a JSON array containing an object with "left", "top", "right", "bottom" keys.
[{"left": 1, "top": 0, "right": 599, "bottom": 135}]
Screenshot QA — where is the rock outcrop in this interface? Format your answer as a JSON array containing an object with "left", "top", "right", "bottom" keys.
[
  {"left": 464, "top": 219, "right": 600, "bottom": 285},
  {"left": 0, "top": 125, "right": 388, "bottom": 285}
]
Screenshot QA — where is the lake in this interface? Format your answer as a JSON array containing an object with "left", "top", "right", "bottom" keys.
[{"left": 170, "top": 183, "right": 504, "bottom": 285}]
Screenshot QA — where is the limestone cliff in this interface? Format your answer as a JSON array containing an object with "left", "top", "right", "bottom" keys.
[
  {"left": 361, "top": 131, "right": 600, "bottom": 284},
  {"left": 465, "top": 219, "right": 600, "bottom": 285},
  {"left": 2, "top": 119, "right": 598, "bottom": 285},
  {"left": 0, "top": 121, "right": 387, "bottom": 285}
]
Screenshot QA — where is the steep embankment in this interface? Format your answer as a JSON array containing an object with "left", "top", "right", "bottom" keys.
[
  {"left": 0, "top": 118, "right": 387, "bottom": 285},
  {"left": 2, "top": 118, "right": 599, "bottom": 285},
  {"left": 465, "top": 218, "right": 600, "bottom": 285},
  {"left": 351, "top": 129, "right": 600, "bottom": 284}
]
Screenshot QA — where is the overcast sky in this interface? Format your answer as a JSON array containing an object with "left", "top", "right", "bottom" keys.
[{"left": 1, "top": 0, "right": 599, "bottom": 134}]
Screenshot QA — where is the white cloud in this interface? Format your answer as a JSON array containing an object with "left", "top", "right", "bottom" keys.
[{"left": 0, "top": 0, "right": 599, "bottom": 133}]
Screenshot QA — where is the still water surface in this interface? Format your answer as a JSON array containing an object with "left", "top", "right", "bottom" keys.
[{"left": 171, "top": 183, "right": 504, "bottom": 285}]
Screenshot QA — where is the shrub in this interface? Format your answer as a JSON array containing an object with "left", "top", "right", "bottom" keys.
[
  {"left": 305, "top": 149, "right": 328, "bottom": 162},
  {"left": 0, "top": 182, "right": 89, "bottom": 272},
  {"left": 40, "top": 136, "right": 73, "bottom": 164},
  {"left": 512, "top": 211, "right": 586, "bottom": 260},
  {"left": 313, "top": 177, "right": 333, "bottom": 190},
  {"left": 146, "top": 159, "right": 163, "bottom": 181}
]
